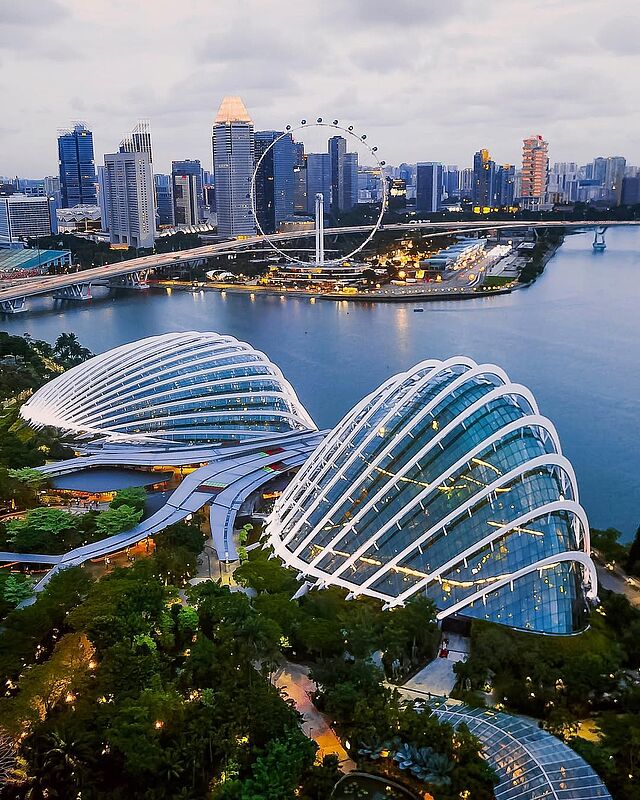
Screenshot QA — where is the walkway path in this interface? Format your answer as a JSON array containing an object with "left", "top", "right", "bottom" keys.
[
  {"left": 272, "top": 661, "right": 355, "bottom": 770},
  {"left": 402, "top": 633, "right": 469, "bottom": 698},
  {"left": 0, "top": 430, "right": 325, "bottom": 591}
]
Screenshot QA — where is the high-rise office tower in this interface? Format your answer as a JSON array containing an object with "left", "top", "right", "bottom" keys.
[
  {"left": 328, "top": 135, "right": 346, "bottom": 213},
  {"left": 398, "top": 163, "right": 416, "bottom": 188},
  {"left": 495, "top": 164, "right": 515, "bottom": 207},
  {"left": 172, "top": 160, "right": 204, "bottom": 223},
  {"left": 458, "top": 167, "right": 474, "bottom": 201},
  {"left": 293, "top": 152, "right": 307, "bottom": 214},
  {"left": 212, "top": 96, "right": 255, "bottom": 238},
  {"left": 120, "top": 120, "right": 153, "bottom": 163},
  {"left": 0, "top": 194, "right": 57, "bottom": 245},
  {"left": 44, "top": 176, "right": 62, "bottom": 209},
  {"left": 341, "top": 151, "right": 359, "bottom": 211},
  {"left": 172, "top": 173, "right": 198, "bottom": 227},
  {"left": 444, "top": 165, "right": 459, "bottom": 200},
  {"left": 57, "top": 123, "right": 97, "bottom": 208},
  {"left": 154, "top": 174, "right": 174, "bottom": 226},
  {"left": 621, "top": 176, "right": 640, "bottom": 206},
  {"left": 96, "top": 166, "right": 109, "bottom": 230},
  {"left": 103, "top": 151, "right": 155, "bottom": 248},
  {"left": 604, "top": 157, "right": 626, "bottom": 206},
  {"left": 305, "top": 153, "right": 331, "bottom": 216},
  {"left": 472, "top": 149, "right": 496, "bottom": 208},
  {"left": 521, "top": 135, "right": 548, "bottom": 203},
  {"left": 254, "top": 131, "right": 296, "bottom": 234},
  {"left": 416, "top": 162, "right": 443, "bottom": 213}
]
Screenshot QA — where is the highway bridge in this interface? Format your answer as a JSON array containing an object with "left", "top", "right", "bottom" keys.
[{"left": 0, "top": 219, "right": 637, "bottom": 312}]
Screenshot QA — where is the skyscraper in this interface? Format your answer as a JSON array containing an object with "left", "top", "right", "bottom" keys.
[
  {"left": 154, "top": 174, "right": 174, "bottom": 227},
  {"left": 120, "top": 120, "right": 153, "bottom": 163},
  {"left": 57, "top": 123, "right": 97, "bottom": 208},
  {"left": 254, "top": 131, "right": 296, "bottom": 234},
  {"left": 212, "top": 96, "right": 255, "bottom": 238},
  {"left": 328, "top": 135, "right": 346, "bottom": 213},
  {"left": 44, "top": 176, "right": 62, "bottom": 210},
  {"left": 458, "top": 167, "right": 474, "bottom": 201},
  {"left": 104, "top": 151, "right": 155, "bottom": 248},
  {"left": 305, "top": 153, "right": 331, "bottom": 216},
  {"left": 521, "top": 135, "right": 548, "bottom": 205},
  {"left": 0, "top": 194, "right": 57, "bottom": 245},
  {"left": 172, "top": 174, "right": 198, "bottom": 227},
  {"left": 472, "top": 149, "right": 496, "bottom": 209},
  {"left": 444, "top": 165, "right": 459, "bottom": 200},
  {"left": 604, "top": 157, "right": 626, "bottom": 206},
  {"left": 495, "top": 164, "right": 515, "bottom": 208},
  {"left": 416, "top": 162, "right": 443, "bottom": 213},
  {"left": 341, "top": 151, "right": 359, "bottom": 211},
  {"left": 172, "top": 160, "right": 204, "bottom": 223},
  {"left": 96, "top": 166, "right": 109, "bottom": 230}
]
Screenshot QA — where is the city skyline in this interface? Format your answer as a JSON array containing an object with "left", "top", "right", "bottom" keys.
[{"left": 1, "top": 0, "right": 639, "bottom": 176}]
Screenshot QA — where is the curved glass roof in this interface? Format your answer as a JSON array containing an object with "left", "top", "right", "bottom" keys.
[
  {"left": 20, "top": 331, "right": 316, "bottom": 445},
  {"left": 267, "top": 357, "right": 597, "bottom": 634},
  {"left": 430, "top": 702, "right": 612, "bottom": 800}
]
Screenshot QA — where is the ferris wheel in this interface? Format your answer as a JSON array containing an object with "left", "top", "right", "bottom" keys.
[{"left": 250, "top": 119, "right": 387, "bottom": 267}]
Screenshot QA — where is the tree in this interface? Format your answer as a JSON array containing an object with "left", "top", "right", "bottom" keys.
[
  {"left": 110, "top": 487, "right": 147, "bottom": 513},
  {"left": 590, "top": 527, "right": 628, "bottom": 564},
  {"left": 2, "top": 574, "right": 33, "bottom": 606},
  {"left": 234, "top": 550, "right": 299, "bottom": 595},
  {"left": 626, "top": 524, "right": 640, "bottom": 576},
  {"left": 53, "top": 333, "right": 92, "bottom": 368},
  {"left": 6, "top": 507, "right": 77, "bottom": 553},
  {"left": 234, "top": 733, "right": 316, "bottom": 800},
  {"left": 0, "top": 633, "right": 94, "bottom": 737},
  {"left": 7, "top": 467, "right": 46, "bottom": 489},
  {"left": 95, "top": 504, "right": 143, "bottom": 537}
]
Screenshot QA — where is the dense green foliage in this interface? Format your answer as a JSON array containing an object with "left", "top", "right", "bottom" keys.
[
  {"left": 110, "top": 486, "right": 147, "bottom": 513},
  {"left": 310, "top": 659, "right": 496, "bottom": 800},
  {"left": 591, "top": 526, "right": 629, "bottom": 565},
  {"left": 0, "top": 529, "right": 344, "bottom": 799},
  {"left": 0, "top": 332, "right": 90, "bottom": 469},
  {"left": 236, "top": 550, "right": 439, "bottom": 675}
]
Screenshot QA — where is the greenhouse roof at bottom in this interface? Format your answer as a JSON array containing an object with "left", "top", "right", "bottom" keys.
[{"left": 430, "top": 703, "right": 611, "bottom": 800}]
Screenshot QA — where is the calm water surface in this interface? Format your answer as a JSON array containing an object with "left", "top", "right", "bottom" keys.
[{"left": 3, "top": 228, "right": 639, "bottom": 537}]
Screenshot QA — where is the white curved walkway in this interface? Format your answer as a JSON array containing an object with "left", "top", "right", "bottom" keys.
[{"left": 0, "top": 431, "right": 325, "bottom": 591}]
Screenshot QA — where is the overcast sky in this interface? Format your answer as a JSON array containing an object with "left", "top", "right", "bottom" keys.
[{"left": 1, "top": 0, "right": 638, "bottom": 177}]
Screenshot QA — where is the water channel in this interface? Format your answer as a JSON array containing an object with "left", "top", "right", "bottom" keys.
[{"left": 2, "top": 227, "right": 639, "bottom": 537}]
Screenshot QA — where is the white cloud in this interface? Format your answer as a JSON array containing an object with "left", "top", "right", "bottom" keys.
[{"left": 0, "top": 0, "right": 638, "bottom": 177}]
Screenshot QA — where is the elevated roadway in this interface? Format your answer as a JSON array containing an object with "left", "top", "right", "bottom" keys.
[{"left": 0, "top": 220, "right": 636, "bottom": 307}]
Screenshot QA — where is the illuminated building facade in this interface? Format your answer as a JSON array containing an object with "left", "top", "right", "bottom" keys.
[
  {"left": 521, "top": 135, "right": 549, "bottom": 206},
  {"left": 267, "top": 357, "right": 596, "bottom": 635},
  {"left": 20, "top": 332, "right": 316, "bottom": 445},
  {"left": 212, "top": 97, "right": 256, "bottom": 237},
  {"left": 57, "top": 123, "right": 97, "bottom": 208}
]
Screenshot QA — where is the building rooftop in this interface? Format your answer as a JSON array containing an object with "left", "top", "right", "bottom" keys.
[
  {"left": 0, "top": 248, "right": 71, "bottom": 273},
  {"left": 431, "top": 703, "right": 612, "bottom": 800},
  {"left": 214, "top": 96, "right": 252, "bottom": 125}
]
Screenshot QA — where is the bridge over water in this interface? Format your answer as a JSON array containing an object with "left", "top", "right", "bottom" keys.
[{"left": 0, "top": 220, "right": 636, "bottom": 313}]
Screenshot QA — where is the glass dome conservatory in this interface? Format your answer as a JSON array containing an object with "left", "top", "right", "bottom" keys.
[
  {"left": 21, "top": 331, "right": 316, "bottom": 445},
  {"left": 267, "top": 357, "right": 597, "bottom": 635}
]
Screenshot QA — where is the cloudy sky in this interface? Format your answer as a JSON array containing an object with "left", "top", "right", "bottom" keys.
[{"left": 1, "top": 0, "right": 638, "bottom": 177}]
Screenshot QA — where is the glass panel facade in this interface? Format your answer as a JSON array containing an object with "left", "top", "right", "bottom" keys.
[{"left": 267, "top": 357, "right": 595, "bottom": 636}]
